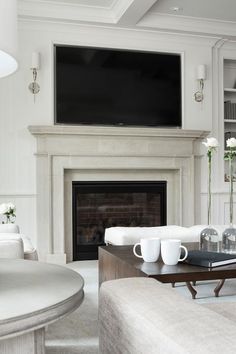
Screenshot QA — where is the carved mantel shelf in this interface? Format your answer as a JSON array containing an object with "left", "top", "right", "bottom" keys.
[
  {"left": 29, "top": 125, "right": 208, "bottom": 139},
  {"left": 29, "top": 125, "right": 209, "bottom": 158}
]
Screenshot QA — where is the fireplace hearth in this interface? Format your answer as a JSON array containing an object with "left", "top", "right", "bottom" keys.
[{"left": 72, "top": 181, "right": 167, "bottom": 260}]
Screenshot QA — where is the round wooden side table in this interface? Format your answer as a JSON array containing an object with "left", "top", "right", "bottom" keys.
[{"left": 0, "top": 259, "right": 84, "bottom": 354}]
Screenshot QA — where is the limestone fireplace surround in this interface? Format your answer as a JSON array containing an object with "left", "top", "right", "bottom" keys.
[{"left": 29, "top": 125, "right": 208, "bottom": 264}]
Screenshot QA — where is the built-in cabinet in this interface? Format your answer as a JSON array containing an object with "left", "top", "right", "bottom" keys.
[{"left": 223, "top": 59, "right": 236, "bottom": 181}]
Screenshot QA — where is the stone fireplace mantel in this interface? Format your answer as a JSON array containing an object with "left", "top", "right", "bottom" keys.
[{"left": 29, "top": 125, "right": 208, "bottom": 264}]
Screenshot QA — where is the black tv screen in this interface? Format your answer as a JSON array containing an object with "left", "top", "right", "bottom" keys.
[{"left": 55, "top": 45, "right": 182, "bottom": 127}]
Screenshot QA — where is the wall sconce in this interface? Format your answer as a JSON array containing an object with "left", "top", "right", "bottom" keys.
[
  {"left": 194, "top": 64, "right": 206, "bottom": 102},
  {"left": 28, "top": 52, "right": 40, "bottom": 101}
]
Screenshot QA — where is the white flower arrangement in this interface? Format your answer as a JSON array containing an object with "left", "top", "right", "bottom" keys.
[
  {"left": 0, "top": 203, "right": 16, "bottom": 224},
  {"left": 202, "top": 137, "right": 219, "bottom": 149},
  {"left": 226, "top": 137, "right": 236, "bottom": 149}
]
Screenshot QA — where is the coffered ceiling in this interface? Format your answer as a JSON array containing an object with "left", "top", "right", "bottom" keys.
[
  {"left": 29, "top": 0, "right": 117, "bottom": 8},
  {"left": 152, "top": 0, "right": 236, "bottom": 22},
  {"left": 18, "top": 0, "right": 236, "bottom": 39},
  {"left": 48, "top": 0, "right": 116, "bottom": 7}
]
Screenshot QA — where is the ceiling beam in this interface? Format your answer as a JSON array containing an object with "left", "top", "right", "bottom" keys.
[{"left": 116, "top": 0, "right": 158, "bottom": 26}]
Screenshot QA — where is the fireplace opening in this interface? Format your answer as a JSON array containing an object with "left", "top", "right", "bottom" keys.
[{"left": 72, "top": 181, "right": 167, "bottom": 260}]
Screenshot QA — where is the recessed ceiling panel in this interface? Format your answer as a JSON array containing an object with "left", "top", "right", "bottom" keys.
[
  {"left": 151, "top": 0, "right": 236, "bottom": 22},
  {"left": 37, "top": 0, "right": 115, "bottom": 8}
]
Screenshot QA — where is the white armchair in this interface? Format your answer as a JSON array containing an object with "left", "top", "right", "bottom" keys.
[{"left": 0, "top": 224, "right": 38, "bottom": 260}]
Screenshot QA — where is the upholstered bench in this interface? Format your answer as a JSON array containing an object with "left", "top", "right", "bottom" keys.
[
  {"left": 99, "top": 278, "right": 236, "bottom": 354},
  {"left": 104, "top": 225, "right": 227, "bottom": 245}
]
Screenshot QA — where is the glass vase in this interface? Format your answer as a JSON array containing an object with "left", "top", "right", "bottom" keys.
[
  {"left": 200, "top": 151, "right": 219, "bottom": 252},
  {"left": 222, "top": 158, "right": 236, "bottom": 253},
  {"left": 222, "top": 225, "right": 236, "bottom": 253},
  {"left": 200, "top": 227, "right": 219, "bottom": 252}
]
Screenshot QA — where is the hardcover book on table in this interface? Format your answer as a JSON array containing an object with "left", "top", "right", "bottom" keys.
[{"left": 185, "top": 250, "right": 236, "bottom": 268}]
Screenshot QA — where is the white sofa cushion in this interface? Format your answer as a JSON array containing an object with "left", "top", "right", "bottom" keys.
[{"left": 104, "top": 225, "right": 199, "bottom": 245}]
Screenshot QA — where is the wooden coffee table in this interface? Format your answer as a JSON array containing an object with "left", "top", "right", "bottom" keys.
[{"left": 99, "top": 243, "right": 236, "bottom": 299}]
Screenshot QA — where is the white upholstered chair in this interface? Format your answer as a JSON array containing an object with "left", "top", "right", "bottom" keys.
[{"left": 0, "top": 224, "right": 38, "bottom": 260}]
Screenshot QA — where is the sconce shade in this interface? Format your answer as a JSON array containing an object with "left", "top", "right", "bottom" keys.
[
  {"left": 197, "top": 64, "right": 206, "bottom": 80},
  {"left": 31, "top": 52, "right": 40, "bottom": 69},
  {"left": 0, "top": 0, "right": 18, "bottom": 78}
]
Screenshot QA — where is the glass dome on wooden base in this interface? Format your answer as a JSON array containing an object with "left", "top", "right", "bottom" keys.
[
  {"left": 222, "top": 226, "right": 236, "bottom": 254},
  {"left": 200, "top": 227, "right": 219, "bottom": 252}
]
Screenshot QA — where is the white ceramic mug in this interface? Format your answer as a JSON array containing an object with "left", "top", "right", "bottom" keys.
[
  {"left": 161, "top": 239, "right": 188, "bottom": 266},
  {"left": 133, "top": 238, "right": 160, "bottom": 262}
]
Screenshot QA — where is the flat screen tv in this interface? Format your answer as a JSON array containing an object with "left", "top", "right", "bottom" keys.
[{"left": 54, "top": 45, "right": 182, "bottom": 127}]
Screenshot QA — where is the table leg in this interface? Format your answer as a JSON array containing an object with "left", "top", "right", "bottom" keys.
[
  {"left": 186, "top": 281, "right": 197, "bottom": 299},
  {"left": 0, "top": 328, "right": 45, "bottom": 354},
  {"left": 214, "top": 279, "right": 225, "bottom": 297},
  {"left": 172, "top": 282, "right": 195, "bottom": 288}
]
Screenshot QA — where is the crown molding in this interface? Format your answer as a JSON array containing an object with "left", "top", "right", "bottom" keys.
[
  {"left": 138, "top": 12, "right": 236, "bottom": 39},
  {"left": 18, "top": 18, "right": 219, "bottom": 48}
]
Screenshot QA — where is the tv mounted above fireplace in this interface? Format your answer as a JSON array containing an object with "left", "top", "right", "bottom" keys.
[{"left": 54, "top": 45, "right": 182, "bottom": 127}]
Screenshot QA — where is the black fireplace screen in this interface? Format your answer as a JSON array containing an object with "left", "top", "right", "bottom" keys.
[{"left": 72, "top": 181, "right": 167, "bottom": 260}]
